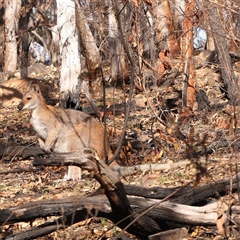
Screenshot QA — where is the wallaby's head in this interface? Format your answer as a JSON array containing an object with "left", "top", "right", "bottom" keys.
[{"left": 18, "top": 82, "right": 43, "bottom": 111}]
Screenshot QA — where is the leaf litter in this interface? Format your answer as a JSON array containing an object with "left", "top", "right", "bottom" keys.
[{"left": 1, "top": 63, "right": 240, "bottom": 239}]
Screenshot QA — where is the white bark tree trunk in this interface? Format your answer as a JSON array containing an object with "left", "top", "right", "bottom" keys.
[
  {"left": 57, "top": 0, "right": 81, "bottom": 109},
  {"left": 3, "top": 0, "right": 21, "bottom": 79},
  {"left": 57, "top": 0, "right": 81, "bottom": 180},
  {"left": 109, "top": 8, "right": 120, "bottom": 81}
]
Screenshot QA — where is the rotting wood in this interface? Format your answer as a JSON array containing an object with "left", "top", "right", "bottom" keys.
[{"left": 33, "top": 149, "right": 161, "bottom": 238}]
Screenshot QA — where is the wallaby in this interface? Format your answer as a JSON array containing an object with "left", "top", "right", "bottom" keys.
[{"left": 18, "top": 82, "right": 112, "bottom": 180}]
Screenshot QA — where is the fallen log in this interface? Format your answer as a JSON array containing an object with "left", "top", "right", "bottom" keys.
[
  {"left": 0, "top": 194, "right": 225, "bottom": 226},
  {"left": 1, "top": 149, "right": 240, "bottom": 239},
  {"left": 1, "top": 194, "right": 240, "bottom": 239},
  {"left": 124, "top": 172, "right": 240, "bottom": 205},
  {"left": 0, "top": 144, "right": 45, "bottom": 160},
  {"left": 32, "top": 149, "right": 161, "bottom": 238},
  {"left": 0, "top": 145, "right": 192, "bottom": 176}
]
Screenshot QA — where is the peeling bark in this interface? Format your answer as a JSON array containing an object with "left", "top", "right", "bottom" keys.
[{"left": 3, "top": 0, "right": 21, "bottom": 80}]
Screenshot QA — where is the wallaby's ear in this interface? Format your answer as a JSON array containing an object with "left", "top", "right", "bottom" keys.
[
  {"left": 31, "top": 83, "right": 41, "bottom": 94},
  {"left": 26, "top": 81, "right": 33, "bottom": 92},
  {"left": 27, "top": 81, "right": 40, "bottom": 94},
  {"left": 27, "top": 81, "right": 41, "bottom": 93}
]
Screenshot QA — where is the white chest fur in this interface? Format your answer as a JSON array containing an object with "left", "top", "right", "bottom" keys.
[{"left": 30, "top": 111, "right": 48, "bottom": 140}]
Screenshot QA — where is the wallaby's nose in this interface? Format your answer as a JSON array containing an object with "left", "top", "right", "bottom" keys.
[{"left": 18, "top": 103, "right": 23, "bottom": 110}]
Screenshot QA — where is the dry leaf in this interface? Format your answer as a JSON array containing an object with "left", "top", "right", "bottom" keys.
[
  {"left": 216, "top": 200, "right": 230, "bottom": 237},
  {"left": 216, "top": 215, "right": 225, "bottom": 237},
  {"left": 151, "top": 149, "right": 163, "bottom": 163}
]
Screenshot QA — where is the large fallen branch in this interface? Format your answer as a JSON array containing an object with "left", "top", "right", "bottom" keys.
[
  {"left": 2, "top": 194, "right": 240, "bottom": 226},
  {"left": 32, "top": 149, "right": 161, "bottom": 238},
  {"left": 1, "top": 149, "right": 240, "bottom": 239},
  {"left": 0, "top": 144, "right": 45, "bottom": 160},
  {"left": 1, "top": 193, "right": 240, "bottom": 239},
  {"left": 124, "top": 172, "right": 240, "bottom": 205},
  {"left": 0, "top": 144, "right": 191, "bottom": 176}
]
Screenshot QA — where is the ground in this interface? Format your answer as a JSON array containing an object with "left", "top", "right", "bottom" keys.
[{"left": 0, "top": 59, "right": 240, "bottom": 239}]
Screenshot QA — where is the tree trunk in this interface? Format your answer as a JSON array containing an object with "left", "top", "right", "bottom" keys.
[
  {"left": 152, "top": 0, "right": 168, "bottom": 51},
  {"left": 57, "top": 0, "right": 81, "bottom": 110},
  {"left": 109, "top": 0, "right": 129, "bottom": 87},
  {"left": 74, "top": 0, "right": 102, "bottom": 97},
  {"left": 207, "top": 2, "right": 240, "bottom": 101},
  {"left": 161, "top": 0, "right": 180, "bottom": 56},
  {"left": 0, "top": 8, "right": 4, "bottom": 84},
  {"left": 203, "top": 7, "right": 215, "bottom": 51},
  {"left": 141, "top": 6, "right": 157, "bottom": 65},
  {"left": 182, "top": 0, "right": 195, "bottom": 109},
  {"left": 224, "top": 0, "right": 240, "bottom": 52},
  {"left": 57, "top": 0, "right": 81, "bottom": 180},
  {"left": 152, "top": 0, "right": 180, "bottom": 56},
  {"left": 49, "top": 25, "right": 60, "bottom": 67},
  {"left": 3, "top": 0, "right": 21, "bottom": 80},
  {"left": 19, "top": 1, "right": 31, "bottom": 78}
]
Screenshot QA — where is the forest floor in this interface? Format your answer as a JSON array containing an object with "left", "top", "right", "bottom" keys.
[{"left": 1, "top": 55, "right": 240, "bottom": 239}]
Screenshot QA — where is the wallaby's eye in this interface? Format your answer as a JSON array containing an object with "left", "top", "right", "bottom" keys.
[{"left": 27, "top": 97, "right": 31, "bottom": 101}]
